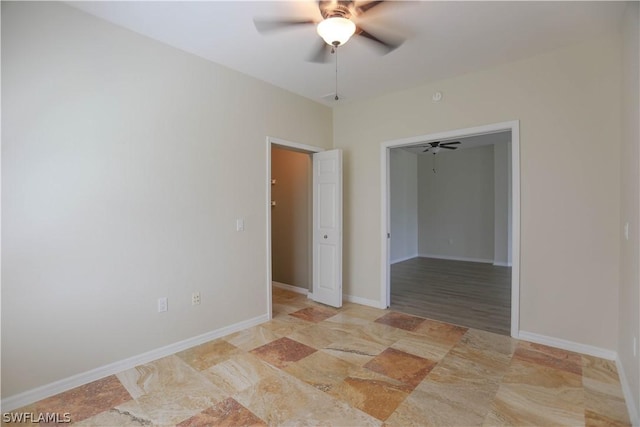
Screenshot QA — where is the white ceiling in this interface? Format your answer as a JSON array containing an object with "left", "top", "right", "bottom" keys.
[{"left": 67, "top": 1, "right": 627, "bottom": 107}]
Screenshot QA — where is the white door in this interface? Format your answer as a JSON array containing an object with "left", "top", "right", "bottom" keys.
[{"left": 312, "top": 149, "right": 343, "bottom": 307}]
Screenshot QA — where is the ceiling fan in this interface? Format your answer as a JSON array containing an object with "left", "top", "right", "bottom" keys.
[
  {"left": 421, "top": 141, "right": 461, "bottom": 154},
  {"left": 254, "top": 1, "right": 404, "bottom": 63}
]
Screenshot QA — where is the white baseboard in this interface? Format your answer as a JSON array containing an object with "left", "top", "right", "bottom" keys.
[
  {"left": 615, "top": 357, "right": 640, "bottom": 426},
  {"left": 419, "top": 253, "right": 494, "bottom": 264},
  {"left": 272, "top": 281, "right": 308, "bottom": 295},
  {"left": 390, "top": 254, "right": 418, "bottom": 265},
  {"left": 493, "top": 261, "right": 512, "bottom": 267},
  {"left": 344, "top": 293, "right": 386, "bottom": 309},
  {"left": 0, "top": 314, "right": 269, "bottom": 412},
  {"left": 307, "top": 291, "right": 385, "bottom": 310},
  {"left": 517, "top": 330, "right": 617, "bottom": 360}
]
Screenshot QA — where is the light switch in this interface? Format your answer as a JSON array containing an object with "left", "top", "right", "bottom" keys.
[
  {"left": 236, "top": 218, "right": 244, "bottom": 232},
  {"left": 624, "top": 222, "right": 630, "bottom": 241}
]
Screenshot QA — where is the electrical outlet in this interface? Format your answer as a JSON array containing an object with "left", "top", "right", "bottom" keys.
[
  {"left": 158, "top": 297, "right": 168, "bottom": 312},
  {"left": 192, "top": 292, "right": 201, "bottom": 305}
]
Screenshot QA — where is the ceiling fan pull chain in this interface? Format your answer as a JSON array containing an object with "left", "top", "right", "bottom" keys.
[{"left": 334, "top": 46, "right": 339, "bottom": 101}]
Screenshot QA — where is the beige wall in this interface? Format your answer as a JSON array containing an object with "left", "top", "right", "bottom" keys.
[
  {"left": 271, "top": 147, "right": 311, "bottom": 290},
  {"left": 618, "top": 2, "right": 640, "bottom": 421},
  {"left": 334, "top": 34, "right": 621, "bottom": 350},
  {"left": 417, "top": 145, "right": 495, "bottom": 262},
  {"left": 389, "top": 149, "right": 418, "bottom": 263},
  {"left": 1, "top": 1, "right": 332, "bottom": 397}
]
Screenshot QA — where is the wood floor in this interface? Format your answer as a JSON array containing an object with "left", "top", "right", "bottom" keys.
[{"left": 391, "top": 257, "right": 511, "bottom": 335}]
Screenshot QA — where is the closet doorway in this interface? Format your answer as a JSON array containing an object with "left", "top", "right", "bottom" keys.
[
  {"left": 270, "top": 144, "right": 313, "bottom": 297},
  {"left": 265, "top": 137, "right": 344, "bottom": 318}
]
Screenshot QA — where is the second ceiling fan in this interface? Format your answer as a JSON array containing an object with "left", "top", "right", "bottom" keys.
[
  {"left": 422, "top": 141, "right": 461, "bottom": 154},
  {"left": 254, "top": 0, "right": 404, "bottom": 63}
]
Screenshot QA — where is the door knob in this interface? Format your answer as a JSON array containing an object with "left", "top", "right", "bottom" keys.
[{"left": 324, "top": 235, "right": 328, "bottom": 239}]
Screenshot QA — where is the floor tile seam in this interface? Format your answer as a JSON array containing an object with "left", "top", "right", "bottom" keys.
[
  {"left": 488, "top": 347, "right": 517, "bottom": 384},
  {"left": 407, "top": 379, "right": 501, "bottom": 420},
  {"left": 310, "top": 356, "right": 413, "bottom": 393},
  {"left": 584, "top": 407, "right": 632, "bottom": 426},
  {"left": 132, "top": 396, "right": 225, "bottom": 427},
  {"left": 421, "top": 369, "right": 506, "bottom": 391},
  {"left": 505, "top": 357, "right": 584, "bottom": 385},
  {"left": 582, "top": 380, "right": 629, "bottom": 402},
  {"left": 581, "top": 371, "right": 628, "bottom": 392},
  {"left": 126, "top": 365, "right": 228, "bottom": 406},
  {"left": 489, "top": 381, "right": 586, "bottom": 419},
  {"left": 245, "top": 363, "right": 382, "bottom": 424},
  {"left": 443, "top": 349, "right": 515, "bottom": 378},
  {"left": 195, "top": 397, "right": 269, "bottom": 426},
  {"left": 358, "top": 368, "right": 428, "bottom": 393},
  {"left": 416, "top": 363, "right": 505, "bottom": 394},
  {"left": 514, "top": 352, "right": 584, "bottom": 371},
  {"left": 493, "top": 379, "right": 587, "bottom": 408}
]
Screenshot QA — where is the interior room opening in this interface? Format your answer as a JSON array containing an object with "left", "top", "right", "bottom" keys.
[{"left": 388, "top": 131, "right": 513, "bottom": 335}]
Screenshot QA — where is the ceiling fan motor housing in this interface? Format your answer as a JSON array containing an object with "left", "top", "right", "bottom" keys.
[{"left": 319, "top": 1, "right": 354, "bottom": 19}]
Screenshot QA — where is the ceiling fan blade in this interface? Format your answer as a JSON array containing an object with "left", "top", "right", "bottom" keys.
[
  {"left": 440, "top": 141, "right": 461, "bottom": 146},
  {"left": 442, "top": 146, "right": 457, "bottom": 150},
  {"left": 423, "top": 148, "right": 431, "bottom": 152},
  {"left": 355, "top": 26, "right": 403, "bottom": 53},
  {"left": 253, "top": 19, "right": 315, "bottom": 34},
  {"left": 308, "top": 39, "right": 332, "bottom": 63},
  {"left": 356, "top": 1, "right": 386, "bottom": 15}
]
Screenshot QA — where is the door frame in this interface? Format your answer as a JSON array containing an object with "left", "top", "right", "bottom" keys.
[
  {"left": 266, "top": 136, "right": 324, "bottom": 320},
  {"left": 380, "top": 121, "right": 521, "bottom": 338}
]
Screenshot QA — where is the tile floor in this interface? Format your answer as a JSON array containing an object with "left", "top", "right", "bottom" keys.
[{"left": 7, "top": 288, "right": 631, "bottom": 426}]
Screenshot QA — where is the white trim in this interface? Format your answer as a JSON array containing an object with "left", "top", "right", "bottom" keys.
[
  {"left": 272, "top": 281, "right": 308, "bottom": 295},
  {"left": 266, "top": 137, "right": 324, "bottom": 323},
  {"left": 309, "top": 291, "right": 383, "bottom": 309},
  {"left": 381, "top": 120, "right": 521, "bottom": 337},
  {"left": 381, "top": 142, "right": 391, "bottom": 307},
  {"left": 615, "top": 356, "right": 640, "bottom": 426},
  {"left": 0, "top": 314, "right": 269, "bottom": 412},
  {"left": 344, "top": 293, "right": 386, "bottom": 309},
  {"left": 390, "top": 254, "right": 419, "bottom": 265},
  {"left": 266, "top": 138, "right": 273, "bottom": 321},
  {"left": 418, "top": 253, "right": 494, "bottom": 264},
  {"left": 493, "top": 261, "right": 512, "bottom": 267},
  {"left": 269, "top": 137, "right": 325, "bottom": 154},
  {"left": 517, "top": 330, "right": 617, "bottom": 360},
  {"left": 510, "top": 121, "right": 521, "bottom": 338}
]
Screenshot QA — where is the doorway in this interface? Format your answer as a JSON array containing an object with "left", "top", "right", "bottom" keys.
[
  {"left": 265, "top": 137, "right": 344, "bottom": 318},
  {"left": 270, "top": 146, "right": 313, "bottom": 295},
  {"left": 380, "top": 121, "right": 521, "bottom": 338}
]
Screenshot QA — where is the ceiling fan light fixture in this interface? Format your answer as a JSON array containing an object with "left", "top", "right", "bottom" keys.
[{"left": 317, "top": 17, "right": 356, "bottom": 47}]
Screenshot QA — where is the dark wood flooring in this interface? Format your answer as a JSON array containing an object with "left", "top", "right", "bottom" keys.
[{"left": 390, "top": 257, "right": 511, "bottom": 335}]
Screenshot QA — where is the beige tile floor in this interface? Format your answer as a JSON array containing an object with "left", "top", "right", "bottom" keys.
[{"left": 7, "top": 288, "right": 631, "bottom": 426}]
